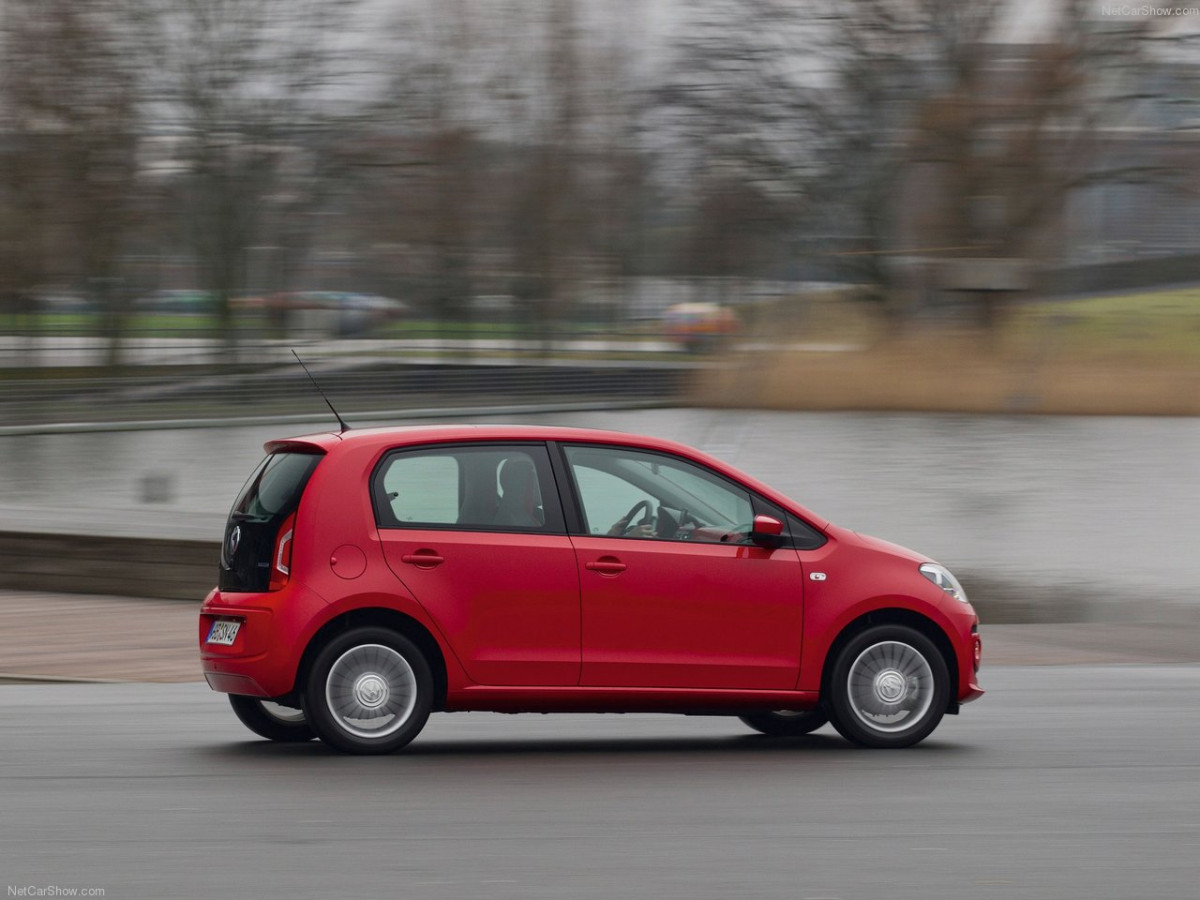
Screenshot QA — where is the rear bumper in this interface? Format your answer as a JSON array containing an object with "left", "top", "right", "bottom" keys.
[
  {"left": 199, "top": 586, "right": 316, "bottom": 698},
  {"left": 204, "top": 670, "right": 270, "bottom": 696}
]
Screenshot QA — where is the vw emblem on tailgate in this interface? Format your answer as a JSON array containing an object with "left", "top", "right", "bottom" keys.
[{"left": 229, "top": 525, "right": 241, "bottom": 557}]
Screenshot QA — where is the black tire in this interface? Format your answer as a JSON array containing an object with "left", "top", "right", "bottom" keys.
[
  {"left": 739, "top": 709, "right": 828, "bottom": 737},
  {"left": 228, "top": 694, "right": 316, "bottom": 743},
  {"left": 303, "top": 627, "right": 433, "bottom": 755},
  {"left": 826, "top": 624, "right": 949, "bottom": 749}
]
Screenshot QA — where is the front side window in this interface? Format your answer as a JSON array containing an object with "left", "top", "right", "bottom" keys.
[
  {"left": 564, "top": 445, "right": 755, "bottom": 544},
  {"left": 373, "top": 444, "right": 563, "bottom": 533}
]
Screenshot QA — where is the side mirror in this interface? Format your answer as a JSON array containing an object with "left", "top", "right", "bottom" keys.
[{"left": 750, "top": 514, "right": 784, "bottom": 548}]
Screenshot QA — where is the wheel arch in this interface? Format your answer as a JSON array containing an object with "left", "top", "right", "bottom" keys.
[
  {"left": 819, "top": 608, "right": 959, "bottom": 712},
  {"left": 294, "top": 607, "right": 449, "bottom": 712}
]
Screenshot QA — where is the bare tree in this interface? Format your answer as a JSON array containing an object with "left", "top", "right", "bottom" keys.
[
  {"left": 366, "top": 0, "right": 496, "bottom": 337},
  {"left": 140, "top": 0, "right": 370, "bottom": 352},
  {"left": 0, "top": 0, "right": 144, "bottom": 367},
  {"left": 366, "top": 0, "right": 647, "bottom": 350},
  {"left": 664, "top": 0, "right": 1169, "bottom": 324}
]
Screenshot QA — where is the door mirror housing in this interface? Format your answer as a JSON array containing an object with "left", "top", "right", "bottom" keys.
[{"left": 750, "top": 514, "right": 785, "bottom": 548}]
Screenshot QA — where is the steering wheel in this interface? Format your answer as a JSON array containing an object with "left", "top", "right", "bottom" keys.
[{"left": 618, "top": 499, "right": 656, "bottom": 536}]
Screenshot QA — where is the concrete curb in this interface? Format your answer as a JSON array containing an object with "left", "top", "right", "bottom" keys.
[{"left": 0, "top": 672, "right": 118, "bottom": 684}]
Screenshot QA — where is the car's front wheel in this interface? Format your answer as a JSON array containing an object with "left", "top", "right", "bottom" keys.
[
  {"left": 739, "top": 709, "right": 828, "bottom": 737},
  {"left": 826, "top": 625, "right": 949, "bottom": 749},
  {"left": 303, "top": 627, "right": 433, "bottom": 755},
  {"left": 228, "top": 694, "right": 315, "bottom": 742}
]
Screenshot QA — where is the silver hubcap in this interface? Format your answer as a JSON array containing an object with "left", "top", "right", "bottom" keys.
[
  {"left": 325, "top": 644, "right": 417, "bottom": 740},
  {"left": 260, "top": 700, "right": 306, "bottom": 725},
  {"left": 847, "top": 641, "right": 935, "bottom": 734}
]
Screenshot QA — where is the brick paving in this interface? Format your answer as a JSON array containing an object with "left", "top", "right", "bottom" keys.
[{"left": 0, "top": 591, "right": 201, "bottom": 683}]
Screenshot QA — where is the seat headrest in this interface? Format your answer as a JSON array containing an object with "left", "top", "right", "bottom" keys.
[{"left": 499, "top": 456, "right": 536, "bottom": 494}]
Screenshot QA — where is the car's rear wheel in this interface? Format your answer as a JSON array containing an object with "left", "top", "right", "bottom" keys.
[
  {"left": 826, "top": 625, "right": 949, "bottom": 749},
  {"left": 303, "top": 627, "right": 433, "bottom": 755},
  {"left": 228, "top": 694, "right": 315, "bottom": 742},
  {"left": 738, "top": 709, "right": 828, "bottom": 737}
]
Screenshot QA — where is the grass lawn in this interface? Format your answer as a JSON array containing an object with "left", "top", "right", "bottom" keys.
[{"left": 1009, "top": 287, "right": 1200, "bottom": 360}]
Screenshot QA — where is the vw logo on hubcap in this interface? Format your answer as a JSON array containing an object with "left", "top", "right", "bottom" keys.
[
  {"left": 353, "top": 674, "right": 389, "bottom": 709},
  {"left": 874, "top": 670, "right": 907, "bottom": 704}
]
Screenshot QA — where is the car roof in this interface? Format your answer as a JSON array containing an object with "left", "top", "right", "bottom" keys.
[
  {"left": 266, "top": 424, "right": 698, "bottom": 455},
  {"left": 264, "top": 424, "right": 829, "bottom": 529}
]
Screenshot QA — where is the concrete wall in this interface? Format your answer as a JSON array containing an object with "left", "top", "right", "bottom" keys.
[{"left": 0, "top": 531, "right": 217, "bottom": 601}]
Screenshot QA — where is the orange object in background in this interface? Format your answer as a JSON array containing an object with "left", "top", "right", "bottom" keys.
[{"left": 662, "top": 302, "right": 739, "bottom": 352}]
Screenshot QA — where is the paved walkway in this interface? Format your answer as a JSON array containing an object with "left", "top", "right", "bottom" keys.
[
  {"left": 0, "top": 592, "right": 201, "bottom": 683},
  {"left": 1, "top": 590, "right": 1197, "bottom": 684}
]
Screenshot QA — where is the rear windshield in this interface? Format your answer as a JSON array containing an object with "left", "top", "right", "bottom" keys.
[{"left": 219, "top": 451, "right": 322, "bottom": 592}]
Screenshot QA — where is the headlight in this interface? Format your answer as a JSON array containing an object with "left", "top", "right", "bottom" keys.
[{"left": 919, "top": 562, "right": 969, "bottom": 604}]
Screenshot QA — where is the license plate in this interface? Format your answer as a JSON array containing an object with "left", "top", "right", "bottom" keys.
[{"left": 206, "top": 619, "right": 241, "bottom": 646}]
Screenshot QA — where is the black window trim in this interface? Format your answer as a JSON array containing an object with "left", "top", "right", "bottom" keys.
[
  {"left": 551, "top": 440, "right": 826, "bottom": 549},
  {"left": 370, "top": 441, "right": 568, "bottom": 535}
]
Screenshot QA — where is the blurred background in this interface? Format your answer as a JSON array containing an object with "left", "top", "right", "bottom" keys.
[
  {"left": 0, "top": 0, "right": 1198, "bottom": 625},
  {"left": 4, "top": 7, "right": 1200, "bottom": 898}
]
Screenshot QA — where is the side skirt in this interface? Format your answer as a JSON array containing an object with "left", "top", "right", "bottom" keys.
[{"left": 445, "top": 685, "right": 821, "bottom": 715}]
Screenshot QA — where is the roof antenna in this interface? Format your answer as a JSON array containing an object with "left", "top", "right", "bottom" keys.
[{"left": 291, "top": 349, "right": 351, "bottom": 432}]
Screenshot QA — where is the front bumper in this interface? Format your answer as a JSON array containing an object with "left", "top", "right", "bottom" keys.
[{"left": 957, "top": 615, "right": 984, "bottom": 705}]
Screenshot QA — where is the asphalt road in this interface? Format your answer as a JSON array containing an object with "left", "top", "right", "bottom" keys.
[{"left": 2, "top": 666, "right": 1198, "bottom": 900}]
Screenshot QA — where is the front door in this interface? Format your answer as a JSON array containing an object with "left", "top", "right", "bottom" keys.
[{"left": 562, "top": 444, "right": 804, "bottom": 690}]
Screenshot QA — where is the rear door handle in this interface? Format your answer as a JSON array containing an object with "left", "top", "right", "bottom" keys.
[
  {"left": 585, "top": 558, "right": 627, "bottom": 574},
  {"left": 401, "top": 551, "right": 444, "bottom": 568}
]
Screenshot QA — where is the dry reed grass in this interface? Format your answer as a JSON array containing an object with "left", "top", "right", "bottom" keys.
[{"left": 698, "top": 295, "right": 1200, "bottom": 415}]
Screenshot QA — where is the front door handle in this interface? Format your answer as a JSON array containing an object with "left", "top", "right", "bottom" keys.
[
  {"left": 585, "top": 557, "right": 627, "bottom": 575},
  {"left": 401, "top": 550, "right": 444, "bottom": 568}
]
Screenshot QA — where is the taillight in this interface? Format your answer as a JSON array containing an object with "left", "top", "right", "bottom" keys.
[{"left": 269, "top": 512, "right": 296, "bottom": 591}]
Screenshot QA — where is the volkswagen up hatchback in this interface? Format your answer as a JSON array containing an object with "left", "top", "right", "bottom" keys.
[{"left": 200, "top": 425, "right": 983, "bottom": 754}]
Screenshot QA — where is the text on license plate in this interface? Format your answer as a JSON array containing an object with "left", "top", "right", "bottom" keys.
[{"left": 207, "top": 620, "right": 241, "bottom": 646}]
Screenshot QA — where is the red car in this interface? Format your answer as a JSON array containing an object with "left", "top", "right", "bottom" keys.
[{"left": 201, "top": 425, "right": 983, "bottom": 754}]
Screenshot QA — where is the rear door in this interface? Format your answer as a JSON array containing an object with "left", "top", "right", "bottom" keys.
[{"left": 373, "top": 443, "right": 580, "bottom": 686}]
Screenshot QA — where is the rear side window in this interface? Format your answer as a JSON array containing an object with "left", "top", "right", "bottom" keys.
[
  {"left": 379, "top": 454, "right": 461, "bottom": 524},
  {"left": 372, "top": 444, "right": 564, "bottom": 533},
  {"left": 219, "top": 451, "right": 322, "bottom": 592}
]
